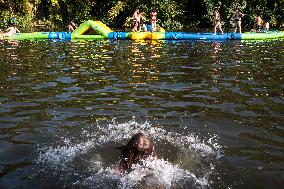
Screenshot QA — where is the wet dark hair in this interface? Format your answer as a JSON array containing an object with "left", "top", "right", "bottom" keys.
[{"left": 116, "top": 133, "right": 155, "bottom": 173}]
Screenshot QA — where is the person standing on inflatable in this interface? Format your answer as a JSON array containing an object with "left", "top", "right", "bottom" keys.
[
  {"left": 67, "top": 21, "right": 77, "bottom": 32},
  {"left": 132, "top": 9, "right": 141, "bottom": 32},
  {"left": 234, "top": 9, "right": 245, "bottom": 33},
  {"left": 150, "top": 9, "right": 157, "bottom": 32},
  {"left": 255, "top": 15, "right": 263, "bottom": 32},
  {"left": 213, "top": 6, "right": 224, "bottom": 35}
]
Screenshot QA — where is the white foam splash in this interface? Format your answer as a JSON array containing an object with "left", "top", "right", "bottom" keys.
[
  {"left": 37, "top": 119, "right": 222, "bottom": 188},
  {"left": 80, "top": 157, "right": 209, "bottom": 189},
  {"left": 37, "top": 138, "right": 96, "bottom": 170}
]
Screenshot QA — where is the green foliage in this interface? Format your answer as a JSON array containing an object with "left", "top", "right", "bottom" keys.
[
  {"left": 154, "top": 0, "right": 184, "bottom": 29},
  {"left": 0, "top": 11, "right": 7, "bottom": 27},
  {"left": 15, "top": 14, "right": 33, "bottom": 32},
  {"left": 0, "top": 0, "right": 283, "bottom": 31},
  {"left": 108, "top": 1, "right": 126, "bottom": 21}
]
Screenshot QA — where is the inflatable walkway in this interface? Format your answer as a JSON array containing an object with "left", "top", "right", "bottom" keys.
[{"left": 2, "top": 20, "right": 284, "bottom": 41}]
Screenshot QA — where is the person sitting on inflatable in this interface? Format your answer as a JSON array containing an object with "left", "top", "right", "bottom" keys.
[
  {"left": 2, "top": 23, "right": 20, "bottom": 37},
  {"left": 263, "top": 20, "right": 270, "bottom": 32}
]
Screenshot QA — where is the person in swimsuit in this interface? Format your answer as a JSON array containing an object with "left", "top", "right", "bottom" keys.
[
  {"left": 263, "top": 20, "right": 270, "bottom": 32},
  {"left": 150, "top": 9, "right": 157, "bottom": 32},
  {"left": 67, "top": 21, "right": 77, "bottom": 32},
  {"left": 114, "top": 133, "right": 156, "bottom": 176},
  {"left": 132, "top": 9, "right": 141, "bottom": 32},
  {"left": 213, "top": 6, "right": 224, "bottom": 35},
  {"left": 234, "top": 9, "right": 245, "bottom": 33},
  {"left": 3, "top": 23, "right": 20, "bottom": 37}
]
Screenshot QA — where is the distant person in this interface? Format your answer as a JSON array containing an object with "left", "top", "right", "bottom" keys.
[
  {"left": 255, "top": 15, "right": 263, "bottom": 32},
  {"left": 141, "top": 23, "right": 147, "bottom": 32},
  {"left": 140, "top": 12, "right": 147, "bottom": 32},
  {"left": 0, "top": 29, "right": 2, "bottom": 39},
  {"left": 150, "top": 9, "right": 157, "bottom": 32},
  {"left": 67, "top": 21, "right": 77, "bottom": 32},
  {"left": 9, "top": 7, "right": 16, "bottom": 25},
  {"left": 3, "top": 23, "right": 20, "bottom": 37},
  {"left": 234, "top": 9, "right": 245, "bottom": 33},
  {"left": 132, "top": 9, "right": 141, "bottom": 32},
  {"left": 213, "top": 6, "right": 224, "bottom": 35},
  {"left": 114, "top": 133, "right": 156, "bottom": 176},
  {"left": 263, "top": 21, "right": 270, "bottom": 31},
  {"left": 10, "top": 15, "right": 16, "bottom": 25}
]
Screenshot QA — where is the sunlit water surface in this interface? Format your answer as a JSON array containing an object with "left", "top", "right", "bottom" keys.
[{"left": 0, "top": 39, "right": 283, "bottom": 189}]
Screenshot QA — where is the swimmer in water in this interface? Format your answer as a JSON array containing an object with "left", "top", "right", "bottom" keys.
[{"left": 114, "top": 133, "right": 155, "bottom": 175}]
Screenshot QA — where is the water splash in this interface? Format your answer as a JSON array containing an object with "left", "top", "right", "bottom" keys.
[
  {"left": 37, "top": 119, "right": 222, "bottom": 188},
  {"left": 80, "top": 157, "right": 209, "bottom": 189}
]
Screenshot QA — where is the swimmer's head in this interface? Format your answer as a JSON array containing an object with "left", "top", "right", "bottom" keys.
[{"left": 116, "top": 133, "right": 155, "bottom": 173}]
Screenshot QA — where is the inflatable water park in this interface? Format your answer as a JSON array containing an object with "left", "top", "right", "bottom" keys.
[{"left": 2, "top": 20, "right": 284, "bottom": 41}]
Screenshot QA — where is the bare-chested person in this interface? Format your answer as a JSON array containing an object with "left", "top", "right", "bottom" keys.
[{"left": 213, "top": 6, "right": 224, "bottom": 35}]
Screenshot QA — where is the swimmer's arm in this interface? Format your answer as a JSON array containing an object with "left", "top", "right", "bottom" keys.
[
  {"left": 114, "top": 159, "right": 124, "bottom": 176},
  {"left": 16, "top": 28, "right": 20, "bottom": 33}
]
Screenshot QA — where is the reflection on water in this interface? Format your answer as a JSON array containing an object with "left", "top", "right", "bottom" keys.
[{"left": 0, "top": 39, "right": 283, "bottom": 189}]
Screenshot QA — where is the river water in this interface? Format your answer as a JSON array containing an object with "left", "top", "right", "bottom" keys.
[{"left": 0, "top": 39, "right": 283, "bottom": 189}]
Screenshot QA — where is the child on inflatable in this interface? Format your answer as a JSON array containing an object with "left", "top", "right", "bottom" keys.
[
  {"left": 132, "top": 9, "right": 141, "bottom": 32},
  {"left": 150, "top": 9, "right": 157, "bottom": 32},
  {"left": 2, "top": 23, "right": 20, "bottom": 37},
  {"left": 213, "top": 6, "right": 224, "bottom": 35},
  {"left": 263, "top": 20, "right": 270, "bottom": 32},
  {"left": 255, "top": 15, "right": 263, "bottom": 32},
  {"left": 67, "top": 21, "right": 77, "bottom": 32},
  {"left": 234, "top": 9, "right": 245, "bottom": 33}
]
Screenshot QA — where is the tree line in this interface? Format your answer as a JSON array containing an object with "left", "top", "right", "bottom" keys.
[{"left": 0, "top": 0, "right": 283, "bottom": 32}]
